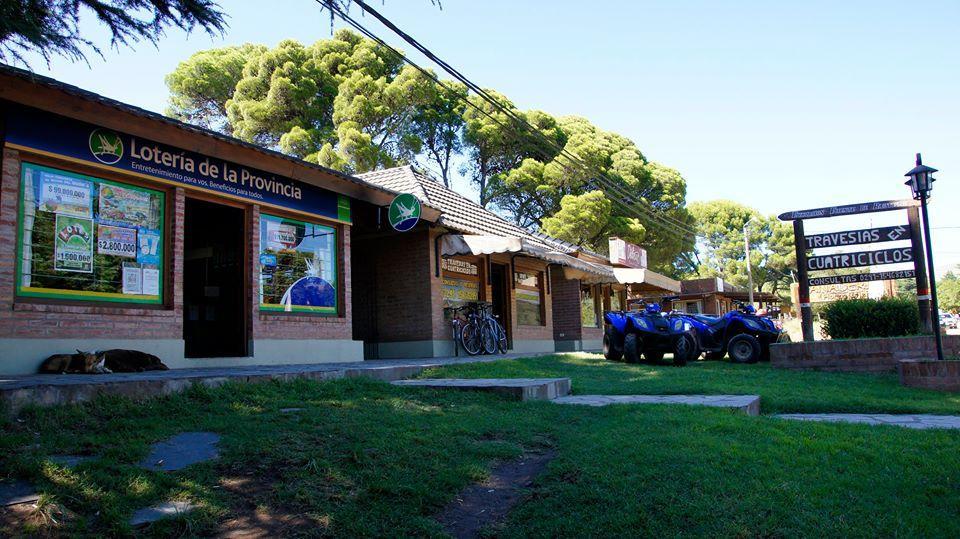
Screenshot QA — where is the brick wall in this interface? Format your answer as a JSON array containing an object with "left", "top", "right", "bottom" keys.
[
  {"left": 551, "top": 272, "right": 582, "bottom": 342},
  {"left": 0, "top": 148, "right": 184, "bottom": 341},
  {"left": 899, "top": 359, "right": 960, "bottom": 391},
  {"left": 771, "top": 335, "right": 960, "bottom": 372},
  {"left": 353, "top": 226, "right": 434, "bottom": 343}
]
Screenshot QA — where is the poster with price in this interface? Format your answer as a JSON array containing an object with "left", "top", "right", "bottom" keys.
[
  {"left": 137, "top": 228, "right": 161, "bottom": 266},
  {"left": 97, "top": 225, "right": 137, "bottom": 258},
  {"left": 54, "top": 215, "right": 94, "bottom": 273},
  {"left": 39, "top": 172, "right": 92, "bottom": 217}
]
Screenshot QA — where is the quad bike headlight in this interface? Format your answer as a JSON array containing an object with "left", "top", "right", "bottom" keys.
[
  {"left": 671, "top": 318, "right": 685, "bottom": 332},
  {"left": 635, "top": 317, "right": 651, "bottom": 330}
]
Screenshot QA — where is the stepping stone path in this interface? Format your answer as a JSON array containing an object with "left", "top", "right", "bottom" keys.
[
  {"left": 775, "top": 413, "right": 960, "bottom": 430},
  {"left": 0, "top": 480, "right": 39, "bottom": 507},
  {"left": 392, "top": 378, "right": 571, "bottom": 401},
  {"left": 139, "top": 432, "right": 220, "bottom": 472},
  {"left": 553, "top": 394, "right": 761, "bottom": 416},
  {"left": 129, "top": 501, "right": 197, "bottom": 527}
]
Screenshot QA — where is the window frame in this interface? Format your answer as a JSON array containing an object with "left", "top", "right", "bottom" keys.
[
  {"left": 15, "top": 161, "right": 167, "bottom": 306},
  {"left": 581, "top": 283, "right": 600, "bottom": 328},
  {"left": 258, "top": 211, "right": 341, "bottom": 316},
  {"left": 441, "top": 256, "right": 484, "bottom": 318},
  {"left": 514, "top": 268, "right": 545, "bottom": 327}
]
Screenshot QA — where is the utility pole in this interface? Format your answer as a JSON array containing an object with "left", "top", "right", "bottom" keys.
[{"left": 744, "top": 218, "right": 756, "bottom": 306}]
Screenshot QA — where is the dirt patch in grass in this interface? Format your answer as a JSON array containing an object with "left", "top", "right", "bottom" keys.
[
  {"left": 215, "top": 474, "right": 321, "bottom": 538},
  {"left": 435, "top": 449, "right": 556, "bottom": 539}
]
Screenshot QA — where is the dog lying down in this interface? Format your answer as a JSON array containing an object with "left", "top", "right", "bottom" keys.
[{"left": 38, "top": 349, "right": 169, "bottom": 374}]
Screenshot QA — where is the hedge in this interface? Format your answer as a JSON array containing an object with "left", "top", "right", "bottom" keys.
[{"left": 821, "top": 297, "right": 921, "bottom": 339}]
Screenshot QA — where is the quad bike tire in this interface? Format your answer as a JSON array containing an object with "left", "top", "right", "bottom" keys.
[
  {"left": 643, "top": 350, "right": 665, "bottom": 364},
  {"left": 603, "top": 327, "right": 624, "bottom": 362},
  {"left": 728, "top": 334, "right": 761, "bottom": 364},
  {"left": 623, "top": 333, "right": 642, "bottom": 363},
  {"left": 672, "top": 332, "right": 699, "bottom": 366}
]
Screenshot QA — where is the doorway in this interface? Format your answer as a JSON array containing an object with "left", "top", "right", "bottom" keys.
[
  {"left": 490, "top": 262, "right": 512, "bottom": 349},
  {"left": 183, "top": 198, "right": 247, "bottom": 358}
]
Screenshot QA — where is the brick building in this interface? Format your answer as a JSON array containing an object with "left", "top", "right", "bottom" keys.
[
  {"left": 664, "top": 277, "right": 779, "bottom": 315},
  {"left": 0, "top": 66, "right": 444, "bottom": 374}
]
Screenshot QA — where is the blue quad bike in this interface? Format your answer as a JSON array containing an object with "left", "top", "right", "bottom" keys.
[
  {"left": 603, "top": 304, "right": 700, "bottom": 366},
  {"left": 669, "top": 304, "right": 783, "bottom": 364}
]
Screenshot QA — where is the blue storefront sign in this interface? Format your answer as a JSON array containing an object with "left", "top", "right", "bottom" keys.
[{"left": 2, "top": 103, "right": 350, "bottom": 223}]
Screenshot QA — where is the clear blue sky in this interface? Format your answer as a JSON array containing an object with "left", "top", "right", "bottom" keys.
[{"left": 14, "top": 0, "right": 960, "bottom": 275}]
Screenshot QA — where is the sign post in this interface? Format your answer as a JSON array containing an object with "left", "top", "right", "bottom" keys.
[
  {"left": 781, "top": 198, "right": 923, "bottom": 342},
  {"left": 792, "top": 220, "right": 815, "bottom": 341}
]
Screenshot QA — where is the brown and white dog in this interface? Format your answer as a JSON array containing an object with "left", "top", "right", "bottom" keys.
[{"left": 38, "top": 349, "right": 169, "bottom": 374}]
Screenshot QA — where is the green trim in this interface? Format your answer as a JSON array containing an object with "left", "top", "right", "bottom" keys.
[
  {"left": 258, "top": 213, "right": 339, "bottom": 315},
  {"left": 15, "top": 162, "right": 166, "bottom": 306},
  {"left": 337, "top": 194, "right": 352, "bottom": 223}
]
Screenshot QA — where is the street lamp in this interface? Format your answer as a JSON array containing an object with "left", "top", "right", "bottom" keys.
[{"left": 905, "top": 153, "right": 943, "bottom": 361}]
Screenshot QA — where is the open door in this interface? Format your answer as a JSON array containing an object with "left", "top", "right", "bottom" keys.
[
  {"left": 183, "top": 198, "right": 247, "bottom": 358},
  {"left": 490, "top": 262, "right": 512, "bottom": 350}
]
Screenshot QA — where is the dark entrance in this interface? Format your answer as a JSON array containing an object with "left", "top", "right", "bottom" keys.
[
  {"left": 183, "top": 198, "right": 247, "bottom": 358},
  {"left": 490, "top": 262, "right": 512, "bottom": 348}
]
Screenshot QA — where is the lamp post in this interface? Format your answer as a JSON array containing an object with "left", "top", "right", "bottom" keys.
[{"left": 904, "top": 153, "right": 943, "bottom": 361}]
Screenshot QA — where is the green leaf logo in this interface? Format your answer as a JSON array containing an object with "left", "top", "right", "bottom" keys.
[
  {"left": 389, "top": 193, "right": 421, "bottom": 232},
  {"left": 88, "top": 129, "right": 124, "bottom": 164}
]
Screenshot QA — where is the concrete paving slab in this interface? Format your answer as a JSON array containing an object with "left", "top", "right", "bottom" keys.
[
  {"left": 553, "top": 394, "right": 761, "bottom": 416},
  {"left": 775, "top": 413, "right": 960, "bottom": 430},
  {"left": 0, "top": 480, "right": 39, "bottom": 506},
  {"left": 392, "top": 378, "right": 572, "bottom": 401},
  {"left": 0, "top": 353, "right": 541, "bottom": 416},
  {"left": 129, "top": 501, "right": 197, "bottom": 526},
  {"left": 139, "top": 432, "right": 220, "bottom": 472}
]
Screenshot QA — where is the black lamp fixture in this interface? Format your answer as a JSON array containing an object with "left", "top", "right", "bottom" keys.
[{"left": 905, "top": 153, "right": 943, "bottom": 361}]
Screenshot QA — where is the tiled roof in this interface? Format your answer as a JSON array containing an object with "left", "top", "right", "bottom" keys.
[{"left": 358, "top": 166, "right": 572, "bottom": 252}]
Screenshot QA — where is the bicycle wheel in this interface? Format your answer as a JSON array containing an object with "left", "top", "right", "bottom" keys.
[
  {"left": 460, "top": 322, "right": 484, "bottom": 355},
  {"left": 494, "top": 320, "right": 508, "bottom": 354},
  {"left": 481, "top": 319, "right": 498, "bottom": 354}
]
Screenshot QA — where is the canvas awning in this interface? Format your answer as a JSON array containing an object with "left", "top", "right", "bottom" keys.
[
  {"left": 611, "top": 268, "right": 681, "bottom": 293},
  {"left": 440, "top": 234, "right": 614, "bottom": 279}
]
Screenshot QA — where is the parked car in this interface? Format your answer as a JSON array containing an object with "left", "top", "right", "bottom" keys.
[
  {"left": 669, "top": 303, "right": 784, "bottom": 364},
  {"left": 941, "top": 314, "right": 959, "bottom": 330},
  {"left": 603, "top": 304, "right": 699, "bottom": 366}
]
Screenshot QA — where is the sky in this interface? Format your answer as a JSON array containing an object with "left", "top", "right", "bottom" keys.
[{"left": 12, "top": 0, "right": 960, "bottom": 275}]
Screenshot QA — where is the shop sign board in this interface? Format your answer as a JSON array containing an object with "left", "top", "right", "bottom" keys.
[
  {"left": 608, "top": 237, "right": 647, "bottom": 269},
  {"left": 809, "top": 270, "right": 915, "bottom": 287},
  {"left": 804, "top": 225, "right": 910, "bottom": 249},
  {"left": 778, "top": 199, "right": 918, "bottom": 221},
  {"left": 388, "top": 193, "right": 421, "bottom": 232},
  {"left": 441, "top": 258, "right": 479, "bottom": 276},
  {"left": 2, "top": 103, "right": 350, "bottom": 222},
  {"left": 806, "top": 247, "right": 913, "bottom": 271}
]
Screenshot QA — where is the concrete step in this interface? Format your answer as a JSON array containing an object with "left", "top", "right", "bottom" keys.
[
  {"left": 391, "top": 378, "right": 572, "bottom": 401},
  {"left": 774, "top": 413, "right": 960, "bottom": 430},
  {"left": 553, "top": 394, "right": 761, "bottom": 416}
]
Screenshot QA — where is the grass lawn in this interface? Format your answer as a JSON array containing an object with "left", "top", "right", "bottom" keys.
[{"left": 1, "top": 354, "right": 959, "bottom": 536}]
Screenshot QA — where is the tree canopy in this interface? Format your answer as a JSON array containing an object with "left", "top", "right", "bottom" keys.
[
  {"left": 0, "top": 0, "right": 225, "bottom": 65},
  {"left": 687, "top": 200, "right": 796, "bottom": 300},
  {"left": 164, "top": 30, "right": 698, "bottom": 269},
  {"left": 938, "top": 269, "right": 960, "bottom": 313}
]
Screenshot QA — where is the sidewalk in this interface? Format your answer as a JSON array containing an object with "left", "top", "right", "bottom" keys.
[{"left": 0, "top": 353, "right": 536, "bottom": 415}]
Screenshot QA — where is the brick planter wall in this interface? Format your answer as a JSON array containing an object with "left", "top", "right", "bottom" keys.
[
  {"left": 899, "top": 360, "right": 960, "bottom": 391},
  {"left": 771, "top": 335, "right": 960, "bottom": 372}
]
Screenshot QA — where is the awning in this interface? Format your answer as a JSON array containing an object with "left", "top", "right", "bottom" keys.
[
  {"left": 611, "top": 268, "right": 681, "bottom": 293},
  {"left": 440, "top": 234, "right": 614, "bottom": 279},
  {"left": 440, "top": 234, "right": 522, "bottom": 257}
]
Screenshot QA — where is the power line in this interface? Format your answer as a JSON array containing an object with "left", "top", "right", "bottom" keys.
[{"left": 317, "top": 0, "right": 702, "bottom": 244}]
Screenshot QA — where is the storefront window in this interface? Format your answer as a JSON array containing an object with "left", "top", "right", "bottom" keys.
[
  {"left": 515, "top": 270, "right": 543, "bottom": 326},
  {"left": 581, "top": 284, "right": 599, "bottom": 327},
  {"left": 259, "top": 213, "right": 337, "bottom": 313},
  {"left": 610, "top": 289, "right": 623, "bottom": 312},
  {"left": 16, "top": 162, "right": 165, "bottom": 304},
  {"left": 441, "top": 257, "right": 481, "bottom": 317}
]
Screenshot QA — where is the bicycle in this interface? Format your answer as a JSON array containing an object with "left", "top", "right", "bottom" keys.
[
  {"left": 447, "top": 303, "right": 485, "bottom": 356},
  {"left": 476, "top": 302, "right": 508, "bottom": 355}
]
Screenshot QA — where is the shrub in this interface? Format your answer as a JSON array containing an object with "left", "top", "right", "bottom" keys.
[{"left": 821, "top": 297, "right": 921, "bottom": 339}]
